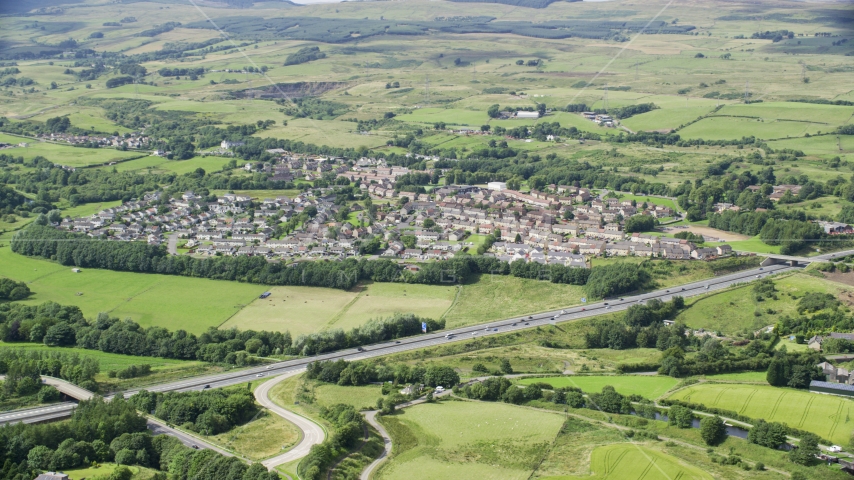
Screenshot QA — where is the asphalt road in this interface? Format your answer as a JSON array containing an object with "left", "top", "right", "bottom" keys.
[
  {"left": 0, "top": 259, "right": 812, "bottom": 427},
  {"left": 254, "top": 371, "right": 327, "bottom": 469}
]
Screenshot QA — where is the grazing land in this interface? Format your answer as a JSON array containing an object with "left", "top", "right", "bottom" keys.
[
  {"left": 546, "top": 443, "right": 714, "bottom": 480},
  {"left": 0, "top": 247, "right": 262, "bottom": 334},
  {"left": 668, "top": 383, "right": 854, "bottom": 446},
  {"left": 376, "top": 400, "right": 565, "bottom": 480},
  {"left": 517, "top": 375, "right": 680, "bottom": 399}
]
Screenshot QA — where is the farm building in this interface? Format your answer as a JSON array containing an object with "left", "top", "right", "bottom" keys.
[
  {"left": 487, "top": 181, "right": 507, "bottom": 191},
  {"left": 515, "top": 111, "right": 540, "bottom": 119},
  {"left": 809, "top": 380, "right": 854, "bottom": 398}
]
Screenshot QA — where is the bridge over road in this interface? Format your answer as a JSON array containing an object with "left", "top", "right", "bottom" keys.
[{"left": 745, "top": 248, "right": 854, "bottom": 267}]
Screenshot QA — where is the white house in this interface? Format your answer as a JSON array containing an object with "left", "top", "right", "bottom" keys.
[
  {"left": 221, "top": 140, "right": 245, "bottom": 149},
  {"left": 487, "top": 181, "right": 507, "bottom": 191}
]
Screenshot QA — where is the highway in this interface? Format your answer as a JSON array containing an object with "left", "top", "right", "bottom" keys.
[{"left": 0, "top": 256, "right": 822, "bottom": 428}]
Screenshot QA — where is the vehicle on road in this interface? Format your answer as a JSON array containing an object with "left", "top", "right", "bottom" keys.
[
  {"left": 511, "top": 323, "right": 517, "bottom": 326},
  {"left": 759, "top": 267, "right": 764, "bottom": 270},
  {"left": 472, "top": 332, "right": 477, "bottom": 336},
  {"left": 203, "top": 385, "right": 210, "bottom": 389},
  {"left": 604, "top": 302, "right": 609, "bottom": 305},
  {"left": 606, "top": 306, "right": 611, "bottom": 309},
  {"left": 395, "top": 340, "right": 400, "bottom": 344},
  {"left": 828, "top": 445, "right": 843, "bottom": 453},
  {"left": 561, "top": 310, "right": 566, "bottom": 314},
  {"left": 435, "top": 386, "right": 445, "bottom": 393},
  {"left": 524, "top": 322, "right": 529, "bottom": 325},
  {"left": 493, "top": 328, "right": 498, "bottom": 332},
  {"left": 705, "top": 285, "right": 710, "bottom": 289},
  {"left": 528, "top": 316, "right": 533, "bottom": 319},
  {"left": 191, "top": 445, "right": 199, "bottom": 449},
  {"left": 357, "top": 347, "right": 365, "bottom": 351},
  {"left": 256, "top": 373, "right": 264, "bottom": 377},
  {"left": 266, "top": 365, "right": 273, "bottom": 369}
]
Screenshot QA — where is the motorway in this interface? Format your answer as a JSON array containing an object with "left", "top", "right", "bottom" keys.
[
  {"left": 1, "top": 255, "right": 830, "bottom": 427},
  {"left": 1, "top": 250, "right": 850, "bottom": 467}
]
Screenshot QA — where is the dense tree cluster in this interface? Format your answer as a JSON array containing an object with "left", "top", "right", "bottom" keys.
[
  {"left": 130, "top": 388, "right": 256, "bottom": 435},
  {"left": 0, "top": 397, "right": 145, "bottom": 477},
  {"left": 300, "top": 404, "right": 365, "bottom": 480},
  {"left": 305, "top": 359, "right": 460, "bottom": 388},
  {"left": 586, "top": 297, "right": 685, "bottom": 350},
  {"left": 0, "top": 348, "right": 99, "bottom": 395},
  {"left": 584, "top": 263, "right": 650, "bottom": 298},
  {"left": 0, "top": 278, "right": 31, "bottom": 301},
  {"left": 284, "top": 46, "right": 326, "bottom": 66},
  {"left": 765, "top": 347, "right": 823, "bottom": 389}
]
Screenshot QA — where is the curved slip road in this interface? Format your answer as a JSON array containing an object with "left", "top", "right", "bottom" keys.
[
  {"left": 254, "top": 369, "right": 327, "bottom": 470},
  {"left": 360, "top": 411, "right": 390, "bottom": 480}
]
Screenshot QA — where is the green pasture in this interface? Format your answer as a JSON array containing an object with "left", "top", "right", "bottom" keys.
[
  {"left": 96, "top": 155, "right": 169, "bottom": 172},
  {"left": 377, "top": 400, "right": 564, "bottom": 480},
  {"left": 443, "top": 274, "right": 587, "bottom": 328},
  {"left": 769, "top": 134, "right": 853, "bottom": 159},
  {"left": 60, "top": 199, "right": 123, "bottom": 218},
  {"left": 160, "top": 156, "right": 234, "bottom": 175},
  {"left": 713, "top": 102, "right": 854, "bottom": 127},
  {"left": 679, "top": 116, "right": 827, "bottom": 141},
  {"left": 541, "top": 443, "right": 713, "bottom": 480},
  {"left": 0, "top": 247, "right": 262, "bottom": 334},
  {"left": 313, "top": 382, "right": 384, "bottom": 410},
  {"left": 702, "top": 371, "right": 768, "bottom": 383},
  {"left": 60, "top": 464, "right": 151, "bottom": 479},
  {"left": 675, "top": 272, "right": 848, "bottom": 334},
  {"left": 0, "top": 140, "right": 144, "bottom": 167},
  {"left": 621, "top": 105, "right": 717, "bottom": 132},
  {"left": 517, "top": 375, "right": 679, "bottom": 399},
  {"left": 611, "top": 193, "right": 679, "bottom": 212},
  {"left": 668, "top": 382, "right": 854, "bottom": 445},
  {"left": 726, "top": 236, "right": 782, "bottom": 254},
  {"left": 222, "top": 282, "right": 455, "bottom": 337}
]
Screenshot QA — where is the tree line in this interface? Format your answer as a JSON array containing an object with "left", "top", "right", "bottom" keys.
[
  {"left": 0, "top": 301, "right": 446, "bottom": 366},
  {"left": 0, "top": 348, "right": 99, "bottom": 397}
]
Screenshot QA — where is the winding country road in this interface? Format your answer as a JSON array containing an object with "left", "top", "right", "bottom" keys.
[{"left": 254, "top": 370, "right": 327, "bottom": 470}]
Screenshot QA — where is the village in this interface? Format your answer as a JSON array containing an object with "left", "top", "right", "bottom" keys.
[{"left": 54, "top": 150, "right": 752, "bottom": 267}]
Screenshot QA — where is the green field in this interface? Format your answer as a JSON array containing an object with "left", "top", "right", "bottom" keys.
[
  {"left": 668, "top": 383, "right": 854, "bottom": 445},
  {"left": 621, "top": 105, "right": 717, "bottom": 133},
  {"left": 678, "top": 116, "right": 826, "bottom": 141},
  {"left": 377, "top": 400, "right": 565, "bottom": 480},
  {"left": 222, "top": 282, "right": 456, "bottom": 337},
  {"left": 443, "top": 275, "right": 587, "bottom": 328},
  {"left": 726, "top": 236, "right": 782, "bottom": 254},
  {"left": 0, "top": 140, "right": 145, "bottom": 167},
  {"left": 541, "top": 443, "right": 713, "bottom": 480},
  {"left": 0, "top": 247, "right": 262, "bottom": 334},
  {"left": 517, "top": 375, "right": 679, "bottom": 399},
  {"left": 204, "top": 410, "right": 301, "bottom": 461},
  {"left": 675, "top": 272, "right": 848, "bottom": 334},
  {"left": 60, "top": 464, "right": 153, "bottom": 479}
]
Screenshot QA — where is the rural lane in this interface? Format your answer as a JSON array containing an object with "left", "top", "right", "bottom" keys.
[{"left": 255, "top": 370, "right": 327, "bottom": 470}]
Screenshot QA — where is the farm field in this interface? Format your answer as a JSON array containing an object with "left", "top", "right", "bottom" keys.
[
  {"left": 675, "top": 272, "right": 849, "bottom": 334},
  {"left": 222, "top": 281, "right": 455, "bottom": 337},
  {"left": 677, "top": 116, "right": 826, "bottom": 141},
  {"left": 667, "top": 383, "right": 854, "bottom": 445},
  {"left": 159, "top": 155, "right": 235, "bottom": 175},
  {"left": 517, "top": 375, "right": 680, "bottom": 400},
  {"left": 0, "top": 341, "right": 197, "bottom": 372},
  {"left": 621, "top": 105, "right": 717, "bottom": 133},
  {"left": 0, "top": 247, "right": 262, "bottom": 334},
  {"left": 376, "top": 400, "right": 564, "bottom": 480},
  {"left": 726, "top": 236, "right": 783, "bottom": 254},
  {"left": 548, "top": 443, "right": 714, "bottom": 480},
  {"left": 0, "top": 141, "right": 145, "bottom": 167}
]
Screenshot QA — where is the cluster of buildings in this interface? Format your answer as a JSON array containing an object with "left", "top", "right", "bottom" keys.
[
  {"left": 581, "top": 112, "right": 615, "bottom": 127},
  {"left": 37, "top": 132, "right": 150, "bottom": 149},
  {"left": 53, "top": 149, "right": 745, "bottom": 266}
]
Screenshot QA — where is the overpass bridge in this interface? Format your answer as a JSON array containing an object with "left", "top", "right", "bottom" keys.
[{"left": 745, "top": 248, "right": 854, "bottom": 268}]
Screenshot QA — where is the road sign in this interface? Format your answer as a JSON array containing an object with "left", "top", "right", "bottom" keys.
[
  {"left": 581, "top": 297, "right": 587, "bottom": 303},
  {"left": 421, "top": 322, "right": 427, "bottom": 333}
]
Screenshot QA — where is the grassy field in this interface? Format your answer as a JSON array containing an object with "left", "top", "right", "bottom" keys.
[
  {"left": 60, "top": 464, "right": 153, "bottom": 479},
  {"left": 222, "top": 281, "right": 456, "bottom": 337},
  {"left": 443, "top": 275, "right": 587, "bottom": 328},
  {"left": 517, "top": 375, "right": 679, "bottom": 400},
  {"left": 0, "top": 140, "right": 144, "bottom": 167},
  {"left": 544, "top": 443, "right": 714, "bottom": 480},
  {"left": 675, "top": 272, "right": 849, "bottom": 334},
  {"left": 376, "top": 400, "right": 565, "bottom": 480},
  {"left": 726, "top": 236, "right": 783, "bottom": 254},
  {"left": 0, "top": 247, "right": 262, "bottom": 334},
  {"left": 668, "top": 383, "right": 854, "bottom": 445},
  {"left": 204, "top": 409, "right": 301, "bottom": 461}
]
